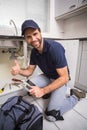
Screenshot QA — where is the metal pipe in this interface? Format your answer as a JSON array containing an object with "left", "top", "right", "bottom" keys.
[{"left": 9, "top": 19, "right": 18, "bottom": 35}]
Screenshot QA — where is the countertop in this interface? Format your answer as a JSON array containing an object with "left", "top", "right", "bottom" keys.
[
  {"left": 0, "top": 35, "right": 87, "bottom": 41},
  {"left": 0, "top": 35, "right": 24, "bottom": 40}
]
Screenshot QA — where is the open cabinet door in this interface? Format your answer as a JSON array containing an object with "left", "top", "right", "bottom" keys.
[{"left": 75, "top": 40, "right": 87, "bottom": 92}]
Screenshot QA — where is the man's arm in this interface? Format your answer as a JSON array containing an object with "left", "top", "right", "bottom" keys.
[
  {"left": 29, "top": 66, "right": 69, "bottom": 98},
  {"left": 43, "top": 66, "right": 69, "bottom": 94},
  {"left": 11, "top": 60, "right": 36, "bottom": 77},
  {"left": 19, "top": 65, "right": 36, "bottom": 77}
]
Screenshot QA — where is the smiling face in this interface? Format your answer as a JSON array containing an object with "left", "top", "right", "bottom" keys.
[{"left": 24, "top": 28, "right": 43, "bottom": 52}]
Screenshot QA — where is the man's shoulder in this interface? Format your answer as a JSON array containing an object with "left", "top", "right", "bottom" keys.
[
  {"left": 44, "top": 39, "right": 63, "bottom": 49},
  {"left": 44, "top": 38, "right": 56, "bottom": 44},
  {"left": 44, "top": 39, "right": 61, "bottom": 45}
]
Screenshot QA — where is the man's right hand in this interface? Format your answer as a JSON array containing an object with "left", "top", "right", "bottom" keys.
[{"left": 11, "top": 60, "right": 20, "bottom": 76}]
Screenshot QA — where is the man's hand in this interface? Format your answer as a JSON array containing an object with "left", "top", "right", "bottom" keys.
[
  {"left": 29, "top": 86, "right": 45, "bottom": 98},
  {"left": 11, "top": 60, "right": 20, "bottom": 76}
]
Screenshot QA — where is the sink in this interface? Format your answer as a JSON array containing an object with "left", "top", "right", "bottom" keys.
[{"left": 0, "top": 39, "right": 21, "bottom": 48}]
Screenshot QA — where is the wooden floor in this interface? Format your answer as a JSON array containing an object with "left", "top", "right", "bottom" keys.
[{"left": 22, "top": 93, "right": 87, "bottom": 130}]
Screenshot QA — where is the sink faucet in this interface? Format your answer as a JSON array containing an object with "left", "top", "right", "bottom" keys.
[{"left": 9, "top": 19, "right": 18, "bottom": 35}]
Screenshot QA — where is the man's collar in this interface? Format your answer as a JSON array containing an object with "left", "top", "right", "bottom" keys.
[{"left": 42, "top": 39, "right": 48, "bottom": 53}]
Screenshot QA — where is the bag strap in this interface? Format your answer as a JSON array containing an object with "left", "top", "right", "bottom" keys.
[
  {"left": 3, "top": 96, "right": 23, "bottom": 116},
  {"left": 14, "top": 104, "right": 34, "bottom": 130},
  {"left": 14, "top": 109, "right": 28, "bottom": 130},
  {"left": 2, "top": 96, "right": 35, "bottom": 130}
]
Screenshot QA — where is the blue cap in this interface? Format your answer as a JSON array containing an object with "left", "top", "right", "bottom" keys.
[{"left": 21, "top": 20, "right": 40, "bottom": 35}]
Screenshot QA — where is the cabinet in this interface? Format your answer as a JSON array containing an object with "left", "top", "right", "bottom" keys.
[
  {"left": 75, "top": 40, "right": 87, "bottom": 92},
  {"left": 55, "top": 0, "right": 78, "bottom": 17},
  {"left": 0, "top": 38, "right": 27, "bottom": 105},
  {"left": 78, "top": 0, "right": 87, "bottom": 7},
  {"left": 55, "top": 0, "right": 87, "bottom": 20},
  {"left": 56, "top": 39, "right": 79, "bottom": 88}
]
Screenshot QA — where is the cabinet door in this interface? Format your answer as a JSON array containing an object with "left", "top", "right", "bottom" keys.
[
  {"left": 78, "top": 0, "right": 87, "bottom": 7},
  {"left": 55, "top": 0, "right": 78, "bottom": 17},
  {"left": 75, "top": 41, "right": 87, "bottom": 92}
]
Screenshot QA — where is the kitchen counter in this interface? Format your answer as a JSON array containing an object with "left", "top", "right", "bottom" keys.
[
  {"left": 45, "top": 37, "right": 87, "bottom": 41},
  {"left": 0, "top": 35, "right": 24, "bottom": 40},
  {"left": 0, "top": 35, "right": 87, "bottom": 41},
  {"left": 0, "top": 35, "right": 24, "bottom": 48}
]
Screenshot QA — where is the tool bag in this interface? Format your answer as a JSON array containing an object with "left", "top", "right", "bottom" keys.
[{"left": 0, "top": 96, "right": 43, "bottom": 130}]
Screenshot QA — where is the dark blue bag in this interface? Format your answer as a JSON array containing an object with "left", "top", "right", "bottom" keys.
[{"left": 0, "top": 96, "right": 43, "bottom": 130}]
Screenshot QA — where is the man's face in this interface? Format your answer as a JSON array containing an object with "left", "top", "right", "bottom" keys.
[{"left": 24, "top": 28, "right": 42, "bottom": 49}]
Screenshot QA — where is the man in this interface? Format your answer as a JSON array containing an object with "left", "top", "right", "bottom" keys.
[{"left": 11, "top": 20, "right": 86, "bottom": 122}]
